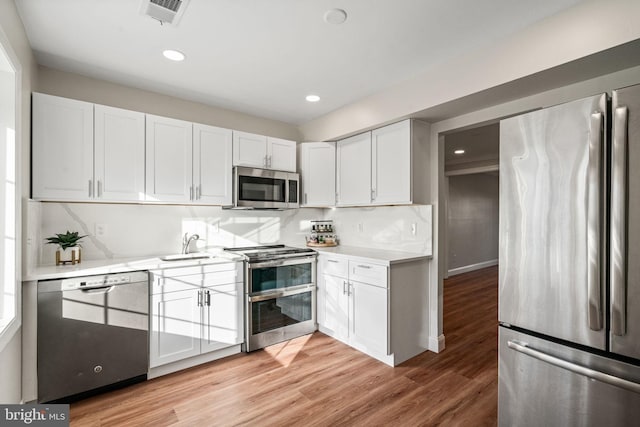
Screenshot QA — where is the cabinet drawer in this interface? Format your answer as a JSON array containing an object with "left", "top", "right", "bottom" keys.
[
  {"left": 349, "top": 261, "right": 387, "bottom": 288},
  {"left": 322, "top": 257, "right": 348, "bottom": 278},
  {"left": 151, "top": 263, "right": 242, "bottom": 294}
]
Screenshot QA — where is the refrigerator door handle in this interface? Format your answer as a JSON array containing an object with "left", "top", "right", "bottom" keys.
[
  {"left": 587, "top": 111, "right": 604, "bottom": 331},
  {"left": 507, "top": 340, "right": 640, "bottom": 394},
  {"left": 611, "top": 106, "right": 629, "bottom": 336}
]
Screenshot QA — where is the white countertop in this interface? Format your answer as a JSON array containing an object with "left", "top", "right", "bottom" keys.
[
  {"left": 24, "top": 252, "right": 245, "bottom": 281},
  {"left": 312, "top": 245, "right": 430, "bottom": 266}
]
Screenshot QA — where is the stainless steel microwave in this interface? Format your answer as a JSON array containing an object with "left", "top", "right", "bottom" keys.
[{"left": 230, "top": 166, "right": 299, "bottom": 209}]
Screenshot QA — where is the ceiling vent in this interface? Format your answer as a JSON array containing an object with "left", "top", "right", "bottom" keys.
[{"left": 140, "top": 0, "right": 190, "bottom": 26}]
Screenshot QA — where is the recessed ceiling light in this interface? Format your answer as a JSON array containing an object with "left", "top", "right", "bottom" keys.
[
  {"left": 306, "top": 95, "right": 321, "bottom": 102},
  {"left": 454, "top": 149, "right": 465, "bottom": 155},
  {"left": 324, "top": 8, "right": 347, "bottom": 25},
  {"left": 162, "top": 49, "right": 185, "bottom": 61}
]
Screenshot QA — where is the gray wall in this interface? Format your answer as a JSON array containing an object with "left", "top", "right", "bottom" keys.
[{"left": 447, "top": 173, "right": 499, "bottom": 273}]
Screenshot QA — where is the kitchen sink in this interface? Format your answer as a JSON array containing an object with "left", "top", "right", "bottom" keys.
[{"left": 160, "top": 253, "right": 214, "bottom": 261}]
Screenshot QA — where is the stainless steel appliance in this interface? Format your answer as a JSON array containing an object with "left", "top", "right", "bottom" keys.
[
  {"left": 37, "top": 271, "right": 149, "bottom": 403},
  {"left": 499, "top": 84, "right": 640, "bottom": 425},
  {"left": 230, "top": 166, "right": 299, "bottom": 209},
  {"left": 224, "top": 245, "right": 316, "bottom": 351}
]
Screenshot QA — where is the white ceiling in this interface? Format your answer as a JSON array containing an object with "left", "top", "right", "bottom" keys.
[{"left": 16, "top": 0, "right": 584, "bottom": 125}]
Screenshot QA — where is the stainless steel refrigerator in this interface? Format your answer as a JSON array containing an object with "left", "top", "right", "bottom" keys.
[{"left": 499, "top": 83, "right": 640, "bottom": 426}]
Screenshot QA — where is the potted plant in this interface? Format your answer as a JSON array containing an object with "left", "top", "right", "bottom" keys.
[{"left": 45, "top": 230, "right": 87, "bottom": 265}]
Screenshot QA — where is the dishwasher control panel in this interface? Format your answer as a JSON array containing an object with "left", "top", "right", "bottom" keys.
[{"left": 60, "top": 274, "right": 132, "bottom": 291}]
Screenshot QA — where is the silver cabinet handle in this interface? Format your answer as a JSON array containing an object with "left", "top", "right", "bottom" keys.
[
  {"left": 197, "top": 290, "right": 203, "bottom": 307},
  {"left": 611, "top": 105, "right": 628, "bottom": 336},
  {"left": 88, "top": 180, "right": 93, "bottom": 197},
  {"left": 196, "top": 185, "right": 201, "bottom": 200},
  {"left": 371, "top": 189, "right": 376, "bottom": 201},
  {"left": 304, "top": 193, "right": 308, "bottom": 205},
  {"left": 343, "top": 280, "right": 347, "bottom": 295},
  {"left": 587, "top": 111, "right": 603, "bottom": 331},
  {"left": 205, "top": 289, "right": 211, "bottom": 306},
  {"left": 357, "top": 265, "right": 372, "bottom": 269},
  {"left": 327, "top": 259, "right": 339, "bottom": 263},
  {"left": 264, "top": 155, "right": 268, "bottom": 168},
  {"left": 507, "top": 340, "right": 640, "bottom": 394},
  {"left": 268, "top": 155, "right": 272, "bottom": 168},
  {"left": 97, "top": 180, "right": 102, "bottom": 198}
]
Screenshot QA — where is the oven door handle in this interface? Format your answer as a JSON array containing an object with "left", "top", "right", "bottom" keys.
[
  {"left": 249, "top": 286, "right": 315, "bottom": 302},
  {"left": 249, "top": 255, "right": 317, "bottom": 269}
]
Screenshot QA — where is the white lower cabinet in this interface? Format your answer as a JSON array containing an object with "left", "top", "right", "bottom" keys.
[
  {"left": 320, "top": 257, "right": 389, "bottom": 360},
  {"left": 149, "top": 262, "right": 243, "bottom": 370},
  {"left": 318, "top": 253, "right": 429, "bottom": 366}
]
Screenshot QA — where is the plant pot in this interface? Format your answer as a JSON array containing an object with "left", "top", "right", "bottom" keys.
[{"left": 56, "top": 247, "right": 81, "bottom": 265}]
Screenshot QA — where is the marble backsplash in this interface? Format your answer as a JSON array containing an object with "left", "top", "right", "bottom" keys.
[{"left": 25, "top": 200, "right": 432, "bottom": 268}]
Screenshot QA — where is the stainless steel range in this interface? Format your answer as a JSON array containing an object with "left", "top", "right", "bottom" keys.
[{"left": 224, "top": 245, "right": 317, "bottom": 351}]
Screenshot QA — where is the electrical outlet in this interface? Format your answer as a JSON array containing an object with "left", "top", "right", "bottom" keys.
[
  {"left": 95, "top": 223, "right": 107, "bottom": 237},
  {"left": 411, "top": 223, "right": 417, "bottom": 236}
]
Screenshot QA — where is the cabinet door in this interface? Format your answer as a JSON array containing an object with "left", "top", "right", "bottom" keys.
[
  {"left": 193, "top": 123, "right": 233, "bottom": 205},
  {"left": 337, "top": 132, "right": 372, "bottom": 206},
  {"left": 267, "top": 137, "right": 297, "bottom": 172},
  {"left": 145, "top": 114, "right": 193, "bottom": 203},
  {"left": 201, "top": 282, "right": 243, "bottom": 353},
  {"left": 300, "top": 142, "right": 336, "bottom": 206},
  {"left": 94, "top": 105, "right": 145, "bottom": 201},
  {"left": 150, "top": 289, "right": 201, "bottom": 368},
  {"left": 32, "top": 93, "right": 94, "bottom": 200},
  {"left": 232, "top": 131, "right": 267, "bottom": 168},
  {"left": 323, "top": 274, "right": 349, "bottom": 342},
  {"left": 372, "top": 120, "right": 411, "bottom": 204},
  {"left": 350, "top": 280, "right": 388, "bottom": 356}
]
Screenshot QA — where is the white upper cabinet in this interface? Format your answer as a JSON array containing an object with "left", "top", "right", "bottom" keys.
[
  {"left": 32, "top": 93, "right": 146, "bottom": 202},
  {"left": 371, "top": 120, "right": 411, "bottom": 205},
  {"left": 32, "top": 93, "right": 94, "bottom": 201},
  {"left": 267, "top": 137, "right": 297, "bottom": 172},
  {"left": 335, "top": 119, "right": 430, "bottom": 207},
  {"left": 337, "top": 132, "right": 372, "bottom": 206},
  {"left": 299, "top": 142, "right": 336, "bottom": 207},
  {"left": 94, "top": 104, "right": 145, "bottom": 201},
  {"left": 193, "top": 123, "right": 233, "bottom": 205},
  {"left": 233, "top": 131, "right": 297, "bottom": 172},
  {"left": 232, "top": 131, "right": 267, "bottom": 168},
  {"left": 145, "top": 114, "right": 194, "bottom": 203}
]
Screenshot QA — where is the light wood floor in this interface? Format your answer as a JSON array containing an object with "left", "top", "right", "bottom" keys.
[{"left": 70, "top": 266, "right": 498, "bottom": 426}]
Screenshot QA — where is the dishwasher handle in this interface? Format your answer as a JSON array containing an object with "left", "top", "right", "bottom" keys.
[{"left": 80, "top": 285, "right": 115, "bottom": 293}]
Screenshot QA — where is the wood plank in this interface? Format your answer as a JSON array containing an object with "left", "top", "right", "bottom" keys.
[{"left": 70, "top": 266, "right": 498, "bottom": 426}]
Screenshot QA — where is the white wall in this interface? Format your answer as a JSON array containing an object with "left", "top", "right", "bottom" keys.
[
  {"left": 447, "top": 173, "right": 499, "bottom": 274},
  {"left": 37, "top": 66, "right": 301, "bottom": 141},
  {"left": 0, "top": 0, "right": 38, "bottom": 405}
]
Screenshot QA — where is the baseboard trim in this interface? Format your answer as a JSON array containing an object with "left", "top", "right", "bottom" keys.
[
  {"left": 428, "top": 334, "right": 445, "bottom": 353},
  {"left": 448, "top": 259, "right": 498, "bottom": 276}
]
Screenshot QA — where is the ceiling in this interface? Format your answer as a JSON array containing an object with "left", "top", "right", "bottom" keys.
[{"left": 16, "top": 0, "right": 584, "bottom": 125}]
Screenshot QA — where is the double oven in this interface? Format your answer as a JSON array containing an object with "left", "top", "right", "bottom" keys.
[{"left": 225, "top": 245, "right": 317, "bottom": 351}]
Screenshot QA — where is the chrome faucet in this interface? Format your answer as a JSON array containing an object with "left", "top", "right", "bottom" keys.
[{"left": 182, "top": 233, "right": 200, "bottom": 254}]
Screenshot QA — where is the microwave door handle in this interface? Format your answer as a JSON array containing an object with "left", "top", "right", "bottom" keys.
[{"left": 611, "top": 105, "right": 628, "bottom": 336}]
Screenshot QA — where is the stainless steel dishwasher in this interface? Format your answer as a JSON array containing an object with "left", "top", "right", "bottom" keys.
[{"left": 37, "top": 271, "right": 149, "bottom": 403}]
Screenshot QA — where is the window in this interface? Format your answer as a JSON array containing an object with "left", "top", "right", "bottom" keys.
[{"left": 0, "top": 39, "right": 18, "bottom": 346}]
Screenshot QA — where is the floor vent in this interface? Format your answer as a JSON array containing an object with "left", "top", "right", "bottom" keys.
[{"left": 140, "top": 0, "right": 190, "bottom": 26}]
